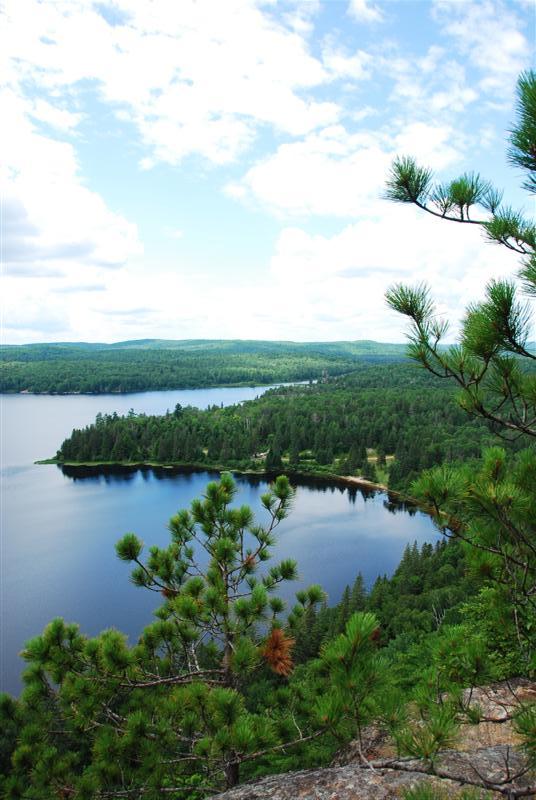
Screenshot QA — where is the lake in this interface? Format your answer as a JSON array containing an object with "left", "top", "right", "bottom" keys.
[{"left": 1, "top": 386, "right": 439, "bottom": 695}]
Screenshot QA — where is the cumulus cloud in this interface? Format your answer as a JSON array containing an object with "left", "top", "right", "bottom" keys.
[
  {"left": 0, "top": 89, "right": 141, "bottom": 277},
  {"left": 3, "top": 201, "right": 524, "bottom": 344},
  {"left": 348, "top": 0, "right": 384, "bottom": 23},
  {"left": 432, "top": 0, "right": 531, "bottom": 97},
  {"left": 225, "top": 120, "right": 463, "bottom": 218},
  {"left": 385, "top": 48, "right": 479, "bottom": 115},
  {"left": 267, "top": 203, "right": 520, "bottom": 341},
  {"left": 28, "top": 99, "right": 83, "bottom": 132},
  {"left": 3, "top": 0, "right": 342, "bottom": 168},
  {"left": 322, "top": 40, "right": 372, "bottom": 81},
  {"left": 2, "top": 0, "right": 530, "bottom": 345}
]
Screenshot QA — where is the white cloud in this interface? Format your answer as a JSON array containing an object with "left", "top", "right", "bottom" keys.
[
  {"left": 280, "top": 0, "right": 321, "bottom": 36},
  {"left": 0, "top": 88, "right": 141, "bottom": 278},
  {"left": 432, "top": 0, "right": 531, "bottom": 97},
  {"left": 3, "top": 0, "right": 342, "bottom": 168},
  {"left": 266, "top": 203, "right": 521, "bottom": 341},
  {"left": 322, "top": 40, "right": 372, "bottom": 81},
  {"left": 225, "top": 126, "right": 388, "bottom": 217},
  {"left": 28, "top": 99, "right": 83, "bottom": 132},
  {"left": 1, "top": 0, "right": 529, "bottom": 346},
  {"left": 392, "top": 122, "right": 464, "bottom": 168},
  {"left": 226, "top": 120, "right": 463, "bottom": 217},
  {"left": 3, "top": 198, "right": 525, "bottom": 344},
  {"left": 348, "top": 0, "right": 384, "bottom": 24},
  {"left": 385, "top": 47, "right": 478, "bottom": 116}
]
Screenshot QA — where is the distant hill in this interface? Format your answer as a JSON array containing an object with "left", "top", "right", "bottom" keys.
[
  {"left": 0, "top": 339, "right": 409, "bottom": 394},
  {"left": 0, "top": 338, "right": 408, "bottom": 354}
]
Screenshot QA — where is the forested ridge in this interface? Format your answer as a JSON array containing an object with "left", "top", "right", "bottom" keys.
[
  {"left": 53, "top": 362, "right": 504, "bottom": 493},
  {"left": 0, "top": 339, "right": 406, "bottom": 394}
]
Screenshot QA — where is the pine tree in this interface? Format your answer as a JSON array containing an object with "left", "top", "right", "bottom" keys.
[
  {"left": 349, "top": 573, "right": 366, "bottom": 613},
  {"left": 385, "top": 71, "right": 536, "bottom": 662},
  {"left": 3, "top": 474, "right": 331, "bottom": 797},
  {"left": 336, "top": 586, "right": 352, "bottom": 632},
  {"left": 316, "top": 612, "right": 387, "bottom": 757},
  {"left": 385, "top": 71, "right": 535, "bottom": 439},
  {"left": 265, "top": 445, "right": 282, "bottom": 471},
  {"left": 360, "top": 457, "right": 377, "bottom": 483}
]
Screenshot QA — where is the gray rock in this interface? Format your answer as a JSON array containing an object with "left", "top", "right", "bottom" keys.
[
  {"left": 210, "top": 745, "right": 534, "bottom": 799},
  {"left": 210, "top": 682, "right": 536, "bottom": 799},
  {"left": 210, "top": 763, "right": 465, "bottom": 799}
]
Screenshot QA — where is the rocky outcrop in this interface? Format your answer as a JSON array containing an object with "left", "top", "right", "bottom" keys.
[
  {"left": 210, "top": 681, "right": 536, "bottom": 800},
  {"left": 211, "top": 744, "right": 534, "bottom": 799},
  {"left": 210, "top": 762, "right": 474, "bottom": 800},
  {"left": 455, "top": 679, "right": 536, "bottom": 752}
]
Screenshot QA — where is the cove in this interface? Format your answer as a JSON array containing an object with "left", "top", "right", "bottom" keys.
[{"left": 1, "top": 387, "right": 440, "bottom": 696}]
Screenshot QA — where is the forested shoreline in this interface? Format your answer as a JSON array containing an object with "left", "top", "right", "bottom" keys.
[
  {"left": 51, "top": 362, "right": 504, "bottom": 494},
  {"left": 0, "top": 339, "right": 406, "bottom": 394}
]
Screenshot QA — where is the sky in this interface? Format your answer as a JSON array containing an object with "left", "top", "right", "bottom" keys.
[{"left": 1, "top": 0, "right": 534, "bottom": 344}]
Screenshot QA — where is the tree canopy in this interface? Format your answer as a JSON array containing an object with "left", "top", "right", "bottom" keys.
[{"left": 385, "top": 70, "right": 536, "bottom": 668}]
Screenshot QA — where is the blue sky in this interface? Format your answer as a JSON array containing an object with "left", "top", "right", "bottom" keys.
[{"left": 2, "top": 0, "right": 534, "bottom": 343}]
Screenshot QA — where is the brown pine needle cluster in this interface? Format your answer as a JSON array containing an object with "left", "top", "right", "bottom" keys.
[{"left": 262, "top": 628, "right": 295, "bottom": 676}]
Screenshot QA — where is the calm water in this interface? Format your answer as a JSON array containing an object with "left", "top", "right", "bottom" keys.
[{"left": 1, "top": 387, "right": 439, "bottom": 695}]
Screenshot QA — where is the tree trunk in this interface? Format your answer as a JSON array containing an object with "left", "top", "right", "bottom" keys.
[{"left": 225, "top": 760, "right": 240, "bottom": 788}]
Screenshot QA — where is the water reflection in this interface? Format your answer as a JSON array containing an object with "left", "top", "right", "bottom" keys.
[
  {"left": 59, "top": 464, "right": 386, "bottom": 506},
  {"left": 2, "top": 389, "right": 440, "bottom": 697},
  {"left": 383, "top": 495, "right": 419, "bottom": 516}
]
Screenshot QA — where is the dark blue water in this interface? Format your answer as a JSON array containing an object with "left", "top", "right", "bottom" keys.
[{"left": 1, "top": 388, "right": 439, "bottom": 695}]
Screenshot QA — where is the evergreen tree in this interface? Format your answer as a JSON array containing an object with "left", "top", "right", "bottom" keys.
[
  {"left": 2, "top": 475, "right": 330, "bottom": 797},
  {"left": 385, "top": 71, "right": 536, "bottom": 663},
  {"left": 336, "top": 586, "right": 352, "bottom": 632},
  {"left": 360, "top": 457, "right": 377, "bottom": 483},
  {"left": 265, "top": 444, "right": 282, "bottom": 471},
  {"left": 376, "top": 447, "right": 386, "bottom": 468},
  {"left": 316, "top": 612, "right": 387, "bottom": 757},
  {"left": 349, "top": 573, "right": 366, "bottom": 613},
  {"left": 385, "top": 70, "right": 535, "bottom": 439}
]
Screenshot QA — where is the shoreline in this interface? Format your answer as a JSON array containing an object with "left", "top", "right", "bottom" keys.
[
  {"left": 36, "top": 458, "right": 410, "bottom": 502},
  {"left": 2, "top": 381, "right": 298, "bottom": 397}
]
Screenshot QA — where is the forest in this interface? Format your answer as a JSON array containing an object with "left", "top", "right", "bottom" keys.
[
  {"left": 53, "top": 361, "right": 503, "bottom": 493},
  {"left": 0, "top": 339, "right": 406, "bottom": 393}
]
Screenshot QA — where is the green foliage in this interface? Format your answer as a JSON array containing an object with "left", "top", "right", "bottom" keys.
[
  {"left": 411, "top": 447, "right": 536, "bottom": 666},
  {"left": 396, "top": 702, "right": 458, "bottom": 766},
  {"left": 384, "top": 70, "right": 536, "bottom": 783},
  {"left": 430, "top": 626, "right": 489, "bottom": 692},
  {"left": 386, "top": 70, "right": 536, "bottom": 661},
  {"left": 2, "top": 474, "right": 337, "bottom": 796},
  {"left": 315, "top": 612, "right": 388, "bottom": 747},
  {"left": 2, "top": 474, "right": 531, "bottom": 796},
  {"left": 514, "top": 703, "right": 536, "bottom": 768},
  {"left": 385, "top": 72, "right": 536, "bottom": 440},
  {"left": 385, "top": 155, "right": 433, "bottom": 205},
  {"left": 0, "top": 339, "right": 407, "bottom": 393},
  {"left": 54, "top": 361, "right": 503, "bottom": 498},
  {"left": 289, "top": 538, "right": 482, "bottom": 679},
  {"left": 509, "top": 69, "right": 536, "bottom": 194},
  {"left": 385, "top": 157, "right": 497, "bottom": 223}
]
